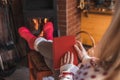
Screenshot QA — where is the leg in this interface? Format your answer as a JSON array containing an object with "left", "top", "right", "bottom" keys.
[
  {"left": 18, "top": 25, "right": 58, "bottom": 78},
  {"left": 34, "top": 37, "right": 53, "bottom": 69},
  {"left": 18, "top": 27, "right": 53, "bottom": 68},
  {"left": 18, "top": 21, "right": 54, "bottom": 49},
  {"left": 34, "top": 38, "right": 59, "bottom": 80}
]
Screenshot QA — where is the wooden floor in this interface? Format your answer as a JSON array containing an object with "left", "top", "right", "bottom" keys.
[{"left": 80, "top": 13, "right": 113, "bottom": 45}]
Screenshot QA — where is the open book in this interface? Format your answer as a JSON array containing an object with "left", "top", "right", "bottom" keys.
[{"left": 53, "top": 36, "right": 78, "bottom": 70}]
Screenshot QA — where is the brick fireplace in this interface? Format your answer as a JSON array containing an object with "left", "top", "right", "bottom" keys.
[
  {"left": 21, "top": 0, "right": 81, "bottom": 38},
  {"left": 11, "top": 0, "right": 81, "bottom": 56},
  {"left": 57, "top": 0, "right": 81, "bottom": 39}
]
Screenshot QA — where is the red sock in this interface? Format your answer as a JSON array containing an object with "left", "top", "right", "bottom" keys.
[
  {"left": 43, "top": 22, "right": 54, "bottom": 40},
  {"left": 18, "top": 26, "right": 37, "bottom": 50}
]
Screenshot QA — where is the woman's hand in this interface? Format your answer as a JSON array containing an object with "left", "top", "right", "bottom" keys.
[
  {"left": 60, "top": 51, "right": 79, "bottom": 75},
  {"left": 61, "top": 51, "right": 74, "bottom": 66},
  {"left": 74, "top": 41, "right": 89, "bottom": 61},
  {"left": 74, "top": 41, "right": 99, "bottom": 64}
]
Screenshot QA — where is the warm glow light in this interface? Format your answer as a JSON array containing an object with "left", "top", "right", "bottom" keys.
[
  {"left": 31, "top": 18, "right": 49, "bottom": 37},
  {"left": 32, "top": 18, "right": 39, "bottom": 30},
  {"left": 44, "top": 18, "right": 48, "bottom": 23}
]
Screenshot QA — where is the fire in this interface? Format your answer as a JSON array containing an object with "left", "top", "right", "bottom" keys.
[
  {"left": 32, "top": 18, "right": 39, "bottom": 30},
  {"left": 32, "top": 18, "right": 49, "bottom": 37}
]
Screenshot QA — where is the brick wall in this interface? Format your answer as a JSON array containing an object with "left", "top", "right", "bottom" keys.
[
  {"left": 57, "top": 0, "right": 67, "bottom": 36},
  {"left": 57, "top": 0, "right": 81, "bottom": 38}
]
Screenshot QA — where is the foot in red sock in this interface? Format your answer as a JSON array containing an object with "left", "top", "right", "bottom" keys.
[
  {"left": 18, "top": 26, "right": 37, "bottom": 50},
  {"left": 43, "top": 22, "right": 54, "bottom": 40}
]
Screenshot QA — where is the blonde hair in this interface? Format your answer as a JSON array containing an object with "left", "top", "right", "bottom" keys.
[{"left": 91, "top": 5, "right": 120, "bottom": 80}]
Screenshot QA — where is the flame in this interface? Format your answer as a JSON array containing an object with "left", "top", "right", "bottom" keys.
[
  {"left": 32, "top": 18, "right": 49, "bottom": 37},
  {"left": 44, "top": 18, "right": 48, "bottom": 23},
  {"left": 32, "top": 18, "right": 39, "bottom": 30}
]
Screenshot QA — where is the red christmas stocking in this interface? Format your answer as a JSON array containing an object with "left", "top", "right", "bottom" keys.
[
  {"left": 18, "top": 26, "right": 37, "bottom": 50},
  {"left": 43, "top": 22, "right": 54, "bottom": 40}
]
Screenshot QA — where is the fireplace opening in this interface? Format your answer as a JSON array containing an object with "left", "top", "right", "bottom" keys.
[
  {"left": 27, "top": 17, "right": 54, "bottom": 37},
  {"left": 22, "top": 0, "right": 58, "bottom": 37}
]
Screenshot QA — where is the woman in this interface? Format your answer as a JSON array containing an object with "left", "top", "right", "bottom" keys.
[{"left": 59, "top": 4, "right": 120, "bottom": 80}]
